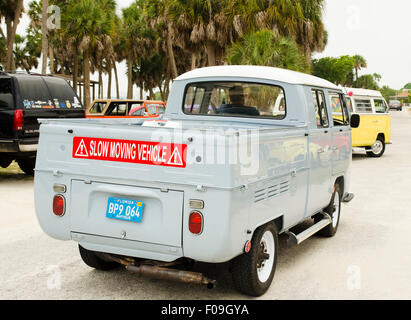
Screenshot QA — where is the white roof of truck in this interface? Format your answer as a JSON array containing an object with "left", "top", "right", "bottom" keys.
[
  {"left": 344, "top": 87, "right": 383, "bottom": 98},
  {"left": 176, "top": 65, "right": 340, "bottom": 90}
]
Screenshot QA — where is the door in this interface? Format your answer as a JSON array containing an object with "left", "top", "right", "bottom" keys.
[
  {"left": 307, "top": 89, "right": 333, "bottom": 214},
  {"left": 329, "top": 92, "right": 351, "bottom": 176}
]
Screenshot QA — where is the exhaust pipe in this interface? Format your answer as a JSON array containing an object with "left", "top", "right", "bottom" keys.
[{"left": 126, "top": 264, "right": 216, "bottom": 289}]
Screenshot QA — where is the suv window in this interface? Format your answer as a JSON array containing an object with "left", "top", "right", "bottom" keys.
[
  {"left": 0, "top": 78, "right": 14, "bottom": 109},
  {"left": 354, "top": 99, "right": 373, "bottom": 113},
  {"left": 329, "top": 92, "right": 349, "bottom": 126},
  {"left": 43, "top": 77, "right": 81, "bottom": 108},
  {"left": 17, "top": 77, "right": 52, "bottom": 109},
  {"left": 312, "top": 89, "right": 329, "bottom": 128},
  {"left": 374, "top": 99, "right": 388, "bottom": 113},
  {"left": 183, "top": 82, "right": 286, "bottom": 119}
]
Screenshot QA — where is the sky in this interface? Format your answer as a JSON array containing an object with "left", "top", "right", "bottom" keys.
[{"left": 3, "top": 0, "right": 411, "bottom": 98}]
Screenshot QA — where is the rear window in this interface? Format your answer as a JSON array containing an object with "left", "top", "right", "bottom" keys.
[
  {"left": 183, "top": 82, "right": 286, "bottom": 120},
  {"left": 43, "top": 77, "right": 82, "bottom": 109},
  {"left": 17, "top": 77, "right": 53, "bottom": 109},
  {"left": 0, "top": 78, "right": 14, "bottom": 109}
]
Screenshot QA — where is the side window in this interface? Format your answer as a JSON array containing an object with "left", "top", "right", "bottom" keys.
[
  {"left": 128, "top": 103, "right": 145, "bottom": 116},
  {"left": 88, "top": 102, "right": 106, "bottom": 114},
  {"left": 346, "top": 97, "right": 353, "bottom": 113},
  {"left": 355, "top": 99, "right": 373, "bottom": 113},
  {"left": 0, "top": 78, "right": 14, "bottom": 109},
  {"left": 106, "top": 102, "right": 127, "bottom": 116},
  {"left": 329, "top": 92, "right": 349, "bottom": 126},
  {"left": 184, "top": 86, "right": 205, "bottom": 114},
  {"left": 374, "top": 99, "right": 388, "bottom": 113},
  {"left": 312, "top": 89, "right": 329, "bottom": 128}
]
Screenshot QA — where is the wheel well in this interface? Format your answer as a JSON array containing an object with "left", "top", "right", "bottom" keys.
[
  {"left": 377, "top": 133, "right": 385, "bottom": 141},
  {"left": 272, "top": 216, "right": 283, "bottom": 232},
  {"left": 335, "top": 176, "right": 344, "bottom": 195}
]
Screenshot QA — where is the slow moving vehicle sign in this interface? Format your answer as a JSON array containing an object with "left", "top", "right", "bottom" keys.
[{"left": 72, "top": 136, "right": 187, "bottom": 168}]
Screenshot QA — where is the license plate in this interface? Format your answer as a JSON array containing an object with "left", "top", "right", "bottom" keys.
[{"left": 106, "top": 197, "right": 143, "bottom": 223}]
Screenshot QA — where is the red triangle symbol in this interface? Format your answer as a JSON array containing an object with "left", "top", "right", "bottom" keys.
[
  {"left": 167, "top": 146, "right": 183, "bottom": 166},
  {"left": 75, "top": 139, "right": 89, "bottom": 157}
]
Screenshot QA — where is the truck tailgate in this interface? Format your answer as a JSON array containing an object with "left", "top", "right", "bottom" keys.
[{"left": 70, "top": 180, "right": 183, "bottom": 247}]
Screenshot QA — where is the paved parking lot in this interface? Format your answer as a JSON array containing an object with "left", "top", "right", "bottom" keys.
[{"left": 1, "top": 110, "right": 411, "bottom": 300}]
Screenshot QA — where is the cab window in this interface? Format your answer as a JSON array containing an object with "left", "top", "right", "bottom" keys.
[
  {"left": 106, "top": 102, "right": 127, "bottom": 116},
  {"left": 374, "top": 99, "right": 388, "bottom": 113},
  {"left": 312, "top": 89, "right": 329, "bottom": 128},
  {"left": 89, "top": 102, "right": 106, "bottom": 114},
  {"left": 183, "top": 82, "right": 286, "bottom": 120},
  {"left": 128, "top": 103, "right": 145, "bottom": 116},
  {"left": 329, "top": 92, "right": 349, "bottom": 126},
  {"left": 355, "top": 99, "right": 373, "bottom": 113}
]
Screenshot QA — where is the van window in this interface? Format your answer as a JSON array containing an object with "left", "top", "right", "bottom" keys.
[
  {"left": 0, "top": 78, "right": 14, "bottom": 109},
  {"left": 374, "top": 99, "right": 388, "bottom": 113},
  {"left": 329, "top": 92, "right": 349, "bottom": 126},
  {"left": 354, "top": 99, "right": 373, "bottom": 113},
  {"left": 17, "top": 77, "right": 52, "bottom": 109},
  {"left": 183, "top": 82, "right": 286, "bottom": 120},
  {"left": 312, "top": 89, "right": 329, "bottom": 128},
  {"left": 43, "top": 77, "right": 82, "bottom": 108}
]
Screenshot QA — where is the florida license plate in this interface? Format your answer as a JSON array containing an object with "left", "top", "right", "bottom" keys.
[{"left": 106, "top": 197, "right": 143, "bottom": 223}]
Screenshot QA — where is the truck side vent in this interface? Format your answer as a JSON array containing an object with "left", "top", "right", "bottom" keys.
[{"left": 254, "top": 180, "right": 290, "bottom": 203}]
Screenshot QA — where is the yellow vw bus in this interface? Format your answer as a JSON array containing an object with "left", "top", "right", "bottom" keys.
[{"left": 344, "top": 88, "right": 391, "bottom": 157}]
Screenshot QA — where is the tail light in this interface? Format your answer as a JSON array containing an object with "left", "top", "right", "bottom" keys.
[
  {"left": 13, "top": 109, "right": 24, "bottom": 131},
  {"left": 53, "top": 195, "right": 66, "bottom": 216},
  {"left": 189, "top": 211, "right": 203, "bottom": 234}
]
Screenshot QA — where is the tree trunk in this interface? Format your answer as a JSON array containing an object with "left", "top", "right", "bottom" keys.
[
  {"left": 41, "top": 0, "right": 49, "bottom": 74},
  {"left": 98, "top": 70, "right": 103, "bottom": 98},
  {"left": 107, "top": 60, "right": 112, "bottom": 99},
  {"left": 127, "top": 55, "right": 133, "bottom": 99},
  {"left": 139, "top": 86, "right": 143, "bottom": 100},
  {"left": 191, "top": 53, "right": 197, "bottom": 70},
  {"left": 83, "top": 48, "right": 91, "bottom": 108},
  {"left": 167, "top": 23, "right": 178, "bottom": 79},
  {"left": 113, "top": 59, "right": 120, "bottom": 98},
  {"left": 73, "top": 46, "right": 79, "bottom": 94},
  {"left": 5, "top": 0, "right": 24, "bottom": 71},
  {"left": 206, "top": 42, "right": 216, "bottom": 66},
  {"left": 48, "top": 46, "right": 54, "bottom": 74}
]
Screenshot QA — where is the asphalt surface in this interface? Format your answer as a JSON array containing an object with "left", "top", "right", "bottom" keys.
[{"left": 1, "top": 110, "right": 411, "bottom": 300}]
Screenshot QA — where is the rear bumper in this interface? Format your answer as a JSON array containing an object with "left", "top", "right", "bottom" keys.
[
  {"left": 72, "top": 232, "right": 183, "bottom": 262},
  {"left": 0, "top": 138, "right": 38, "bottom": 153}
]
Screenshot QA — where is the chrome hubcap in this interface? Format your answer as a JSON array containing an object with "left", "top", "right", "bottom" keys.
[
  {"left": 257, "top": 231, "right": 275, "bottom": 283},
  {"left": 371, "top": 140, "right": 383, "bottom": 154}
]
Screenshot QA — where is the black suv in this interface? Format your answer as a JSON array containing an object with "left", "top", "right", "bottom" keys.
[{"left": 0, "top": 72, "right": 85, "bottom": 174}]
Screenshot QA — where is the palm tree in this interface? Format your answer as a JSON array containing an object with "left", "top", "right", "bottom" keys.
[
  {"left": 352, "top": 54, "right": 367, "bottom": 81},
  {"left": 62, "top": 0, "right": 113, "bottom": 107},
  {"left": 0, "top": 0, "right": 24, "bottom": 71},
  {"left": 167, "top": 0, "right": 228, "bottom": 66},
  {"left": 226, "top": 29, "right": 309, "bottom": 72}
]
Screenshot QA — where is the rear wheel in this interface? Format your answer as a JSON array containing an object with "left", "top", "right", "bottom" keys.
[
  {"left": 0, "top": 158, "right": 12, "bottom": 168},
  {"left": 366, "top": 137, "right": 385, "bottom": 158},
  {"left": 16, "top": 157, "right": 36, "bottom": 175},
  {"left": 316, "top": 184, "right": 342, "bottom": 237},
  {"left": 79, "top": 245, "right": 120, "bottom": 271},
  {"left": 231, "top": 222, "right": 278, "bottom": 297}
]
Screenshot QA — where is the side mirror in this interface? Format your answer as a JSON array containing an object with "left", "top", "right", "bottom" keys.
[{"left": 350, "top": 114, "right": 360, "bottom": 128}]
